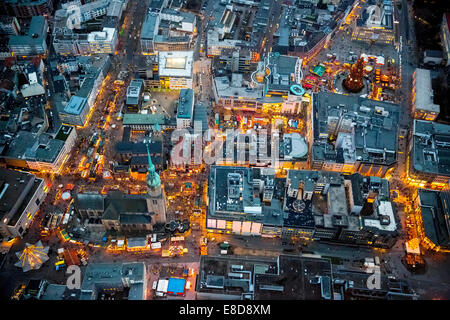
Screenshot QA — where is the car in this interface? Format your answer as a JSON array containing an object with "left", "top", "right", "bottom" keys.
[{"left": 152, "top": 281, "right": 157, "bottom": 290}]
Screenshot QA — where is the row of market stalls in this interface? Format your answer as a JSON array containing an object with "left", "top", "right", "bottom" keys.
[
  {"left": 154, "top": 266, "right": 196, "bottom": 297},
  {"left": 14, "top": 239, "right": 90, "bottom": 272},
  {"left": 106, "top": 233, "right": 165, "bottom": 252},
  {"left": 106, "top": 234, "right": 188, "bottom": 257},
  {"left": 155, "top": 278, "right": 187, "bottom": 297}
]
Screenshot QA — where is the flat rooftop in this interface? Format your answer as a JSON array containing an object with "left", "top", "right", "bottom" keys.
[
  {"left": 214, "top": 75, "right": 263, "bottom": 100},
  {"left": 312, "top": 92, "right": 399, "bottom": 166},
  {"left": 255, "top": 255, "right": 332, "bottom": 300},
  {"left": 5, "top": 125, "right": 73, "bottom": 164},
  {"left": 9, "top": 16, "right": 46, "bottom": 47},
  {"left": 208, "top": 166, "right": 285, "bottom": 227},
  {"left": 417, "top": 188, "right": 450, "bottom": 247},
  {"left": 126, "top": 79, "right": 143, "bottom": 105},
  {"left": 196, "top": 254, "right": 332, "bottom": 300},
  {"left": 141, "top": 12, "right": 159, "bottom": 40},
  {"left": 158, "top": 51, "right": 193, "bottom": 78},
  {"left": 80, "top": 262, "right": 145, "bottom": 300},
  {"left": 177, "top": 89, "right": 194, "bottom": 119},
  {"left": 412, "top": 120, "right": 450, "bottom": 177},
  {"left": 0, "top": 168, "right": 43, "bottom": 227},
  {"left": 413, "top": 68, "right": 440, "bottom": 113},
  {"left": 357, "top": 0, "right": 394, "bottom": 30},
  {"left": 197, "top": 255, "right": 278, "bottom": 298},
  {"left": 63, "top": 96, "right": 88, "bottom": 115},
  {"left": 122, "top": 113, "right": 166, "bottom": 126}
]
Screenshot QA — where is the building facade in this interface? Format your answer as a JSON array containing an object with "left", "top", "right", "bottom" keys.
[
  {"left": 440, "top": 13, "right": 450, "bottom": 67},
  {"left": 408, "top": 120, "right": 450, "bottom": 187},
  {"left": 412, "top": 68, "right": 440, "bottom": 121},
  {"left": 206, "top": 166, "right": 398, "bottom": 248},
  {"left": 413, "top": 188, "right": 450, "bottom": 252},
  {"left": 351, "top": 0, "right": 397, "bottom": 45},
  {"left": 176, "top": 88, "right": 194, "bottom": 129},
  {"left": 158, "top": 51, "right": 194, "bottom": 89},
  {"left": 8, "top": 16, "right": 48, "bottom": 56},
  {"left": 311, "top": 92, "right": 400, "bottom": 177},
  {"left": 0, "top": 169, "right": 47, "bottom": 238}
]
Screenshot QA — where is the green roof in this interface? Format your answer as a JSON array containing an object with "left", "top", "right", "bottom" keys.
[
  {"left": 312, "top": 65, "right": 325, "bottom": 77},
  {"left": 123, "top": 113, "right": 166, "bottom": 126}
]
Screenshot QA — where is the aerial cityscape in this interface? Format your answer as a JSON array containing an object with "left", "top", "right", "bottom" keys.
[{"left": 0, "top": 0, "right": 449, "bottom": 305}]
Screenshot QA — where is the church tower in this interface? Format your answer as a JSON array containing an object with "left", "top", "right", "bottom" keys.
[{"left": 145, "top": 140, "right": 167, "bottom": 224}]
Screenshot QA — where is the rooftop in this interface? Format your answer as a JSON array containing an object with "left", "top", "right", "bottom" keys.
[
  {"left": 64, "top": 96, "right": 88, "bottom": 116},
  {"left": 266, "top": 53, "right": 301, "bottom": 92},
  {"left": 312, "top": 92, "right": 399, "bottom": 166},
  {"left": 282, "top": 133, "right": 308, "bottom": 160},
  {"left": 214, "top": 75, "right": 263, "bottom": 100},
  {"left": 208, "top": 166, "right": 285, "bottom": 228},
  {"left": 75, "top": 193, "right": 105, "bottom": 211},
  {"left": 413, "top": 68, "right": 440, "bottom": 113},
  {"left": 80, "top": 262, "right": 146, "bottom": 300},
  {"left": 140, "top": 12, "right": 160, "bottom": 40},
  {"left": 9, "top": 16, "right": 47, "bottom": 47},
  {"left": 167, "top": 277, "right": 185, "bottom": 295},
  {"left": 87, "top": 27, "right": 116, "bottom": 43},
  {"left": 0, "top": 168, "right": 42, "bottom": 226},
  {"left": 356, "top": 0, "right": 394, "bottom": 30},
  {"left": 208, "top": 166, "right": 395, "bottom": 233},
  {"left": 177, "top": 89, "right": 194, "bottom": 120},
  {"left": 197, "top": 255, "right": 278, "bottom": 298},
  {"left": 255, "top": 255, "right": 333, "bottom": 300},
  {"left": 275, "top": 3, "right": 339, "bottom": 54},
  {"left": 40, "top": 284, "right": 80, "bottom": 300},
  {"left": 197, "top": 254, "right": 332, "bottom": 300},
  {"left": 3, "top": 125, "right": 74, "bottom": 164},
  {"left": 412, "top": 120, "right": 450, "bottom": 177},
  {"left": 122, "top": 113, "right": 167, "bottom": 126},
  {"left": 126, "top": 79, "right": 143, "bottom": 105},
  {"left": 417, "top": 188, "right": 450, "bottom": 247},
  {"left": 102, "top": 194, "right": 150, "bottom": 221},
  {"left": 158, "top": 51, "right": 193, "bottom": 78}
]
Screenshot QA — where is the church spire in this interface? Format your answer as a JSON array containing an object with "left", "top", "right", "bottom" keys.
[{"left": 145, "top": 139, "right": 161, "bottom": 190}]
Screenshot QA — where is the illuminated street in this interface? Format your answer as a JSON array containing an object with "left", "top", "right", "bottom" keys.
[{"left": 0, "top": 0, "right": 449, "bottom": 306}]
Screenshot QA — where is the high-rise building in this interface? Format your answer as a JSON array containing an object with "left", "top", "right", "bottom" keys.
[
  {"left": 0, "top": 16, "right": 21, "bottom": 35},
  {"left": 8, "top": 16, "right": 48, "bottom": 56}
]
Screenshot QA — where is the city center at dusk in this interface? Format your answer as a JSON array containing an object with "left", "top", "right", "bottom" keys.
[{"left": 0, "top": 0, "right": 449, "bottom": 314}]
